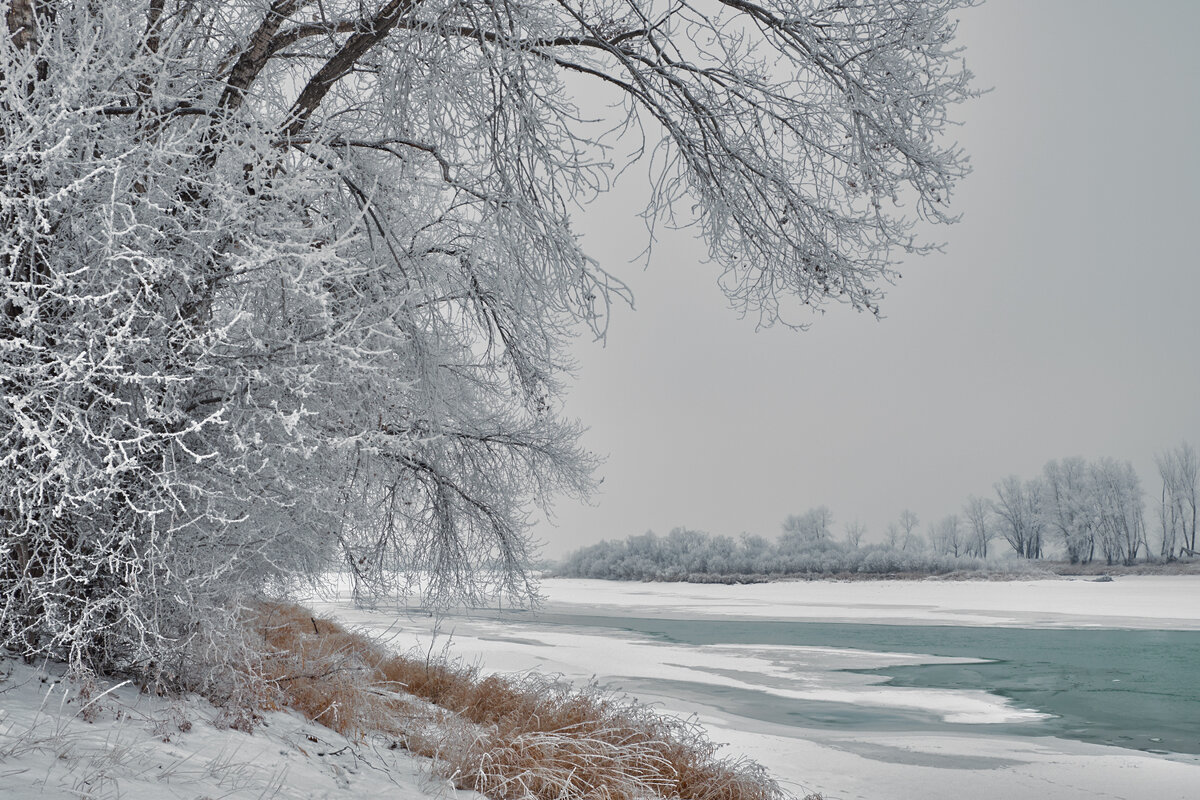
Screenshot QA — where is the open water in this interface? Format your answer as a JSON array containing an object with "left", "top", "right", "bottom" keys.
[{"left": 532, "top": 612, "right": 1200, "bottom": 756}]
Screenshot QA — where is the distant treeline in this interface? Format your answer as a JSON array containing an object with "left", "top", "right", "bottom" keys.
[
  {"left": 554, "top": 528, "right": 1036, "bottom": 582},
  {"left": 557, "top": 442, "right": 1200, "bottom": 582}
]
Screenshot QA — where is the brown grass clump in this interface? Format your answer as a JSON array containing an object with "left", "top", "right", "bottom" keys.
[
  {"left": 247, "top": 602, "right": 402, "bottom": 735},
  {"left": 246, "top": 602, "right": 796, "bottom": 800}
]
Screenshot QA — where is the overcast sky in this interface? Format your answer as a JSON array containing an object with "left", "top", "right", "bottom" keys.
[{"left": 533, "top": 0, "right": 1200, "bottom": 557}]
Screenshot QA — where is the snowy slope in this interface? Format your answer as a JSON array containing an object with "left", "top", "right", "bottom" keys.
[{"left": 0, "top": 659, "right": 475, "bottom": 799}]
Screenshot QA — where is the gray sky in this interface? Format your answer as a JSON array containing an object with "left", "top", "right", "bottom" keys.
[{"left": 534, "top": 0, "right": 1200, "bottom": 557}]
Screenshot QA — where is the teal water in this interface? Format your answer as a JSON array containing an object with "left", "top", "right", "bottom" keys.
[{"left": 532, "top": 613, "right": 1200, "bottom": 755}]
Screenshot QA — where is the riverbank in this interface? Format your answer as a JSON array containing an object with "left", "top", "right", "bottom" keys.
[
  {"left": 0, "top": 657, "right": 460, "bottom": 800},
  {"left": 1, "top": 601, "right": 793, "bottom": 800}
]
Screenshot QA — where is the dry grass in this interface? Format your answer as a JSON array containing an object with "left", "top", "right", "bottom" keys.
[{"left": 246, "top": 602, "right": 800, "bottom": 800}]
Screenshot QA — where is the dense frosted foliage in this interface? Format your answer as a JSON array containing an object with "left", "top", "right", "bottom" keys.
[
  {"left": 556, "top": 527, "right": 1006, "bottom": 581},
  {"left": 1, "top": 0, "right": 972, "bottom": 671}
]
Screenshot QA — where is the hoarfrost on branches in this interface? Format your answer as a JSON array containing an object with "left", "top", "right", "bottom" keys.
[
  {"left": 1156, "top": 441, "right": 1198, "bottom": 559},
  {"left": 1, "top": 0, "right": 973, "bottom": 671}
]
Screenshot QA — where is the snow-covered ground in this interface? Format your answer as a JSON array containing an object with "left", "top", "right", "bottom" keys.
[
  {"left": 313, "top": 576, "right": 1200, "bottom": 800},
  {"left": 0, "top": 659, "right": 479, "bottom": 800},
  {"left": 534, "top": 575, "right": 1200, "bottom": 629}
]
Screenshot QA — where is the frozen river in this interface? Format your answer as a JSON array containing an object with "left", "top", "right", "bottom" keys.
[
  {"left": 314, "top": 576, "right": 1200, "bottom": 800},
  {"left": 524, "top": 613, "right": 1200, "bottom": 755}
]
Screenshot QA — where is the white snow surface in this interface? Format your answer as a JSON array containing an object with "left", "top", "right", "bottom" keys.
[
  {"left": 0, "top": 659, "right": 477, "bottom": 800},
  {"left": 534, "top": 575, "right": 1200, "bottom": 629}
]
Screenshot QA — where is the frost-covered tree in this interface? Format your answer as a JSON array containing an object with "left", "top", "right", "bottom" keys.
[
  {"left": 739, "top": 533, "right": 773, "bottom": 572},
  {"left": 1041, "top": 457, "right": 1096, "bottom": 564},
  {"left": 992, "top": 476, "right": 1044, "bottom": 559},
  {"left": 843, "top": 520, "right": 866, "bottom": 549},
  {"left": 896, "top": 508, "right": 923, "bottom": 551},
  {"left": 929, "top": 514, "right": 963, "bottom": 557},
  {"left": 962, "top": 494, "right": 994, "bottom": 558},
  {"left": 1090, "top": 458, "right": 1146, "bottom": 566},
  {"left": 1, "top": 0, "right": 973, "bottom": 670},
  {"left": 781, "top": 506, "right": 834, "bottom": 544},
  {"left": 1156, "top": 441, "right": 1198, "bottom": 558},
  {"left": 883, "top": 521, "right": 901, "bottom": 549}
]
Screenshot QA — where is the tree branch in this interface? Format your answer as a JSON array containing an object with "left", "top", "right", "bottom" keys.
[
  {"left": 284, "top": 0, "right": 416, "bottom": 138},
  {"left": 220, "top": 0, "right": 309, "bottom": 113}
]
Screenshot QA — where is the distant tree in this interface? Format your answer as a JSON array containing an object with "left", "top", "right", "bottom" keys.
[
  {"left": 665, "top": 528, "right": 710, "bottom": 573},
  {"left": 782, "top": 507, "right": 835, "bottom": 544},
  {"left": 843, "top": 521, "right": 867, "bottom": 549},
  {"left": 897, "top": 509, "right": 923, "bottom": 551},
  {"left": 739, "top": 533, "right": 773, "bottom": 572},
  {"left": 884, "top": 522, "right": 902, "bottom": 549},
  {"left": 962, "top": 494, "right": 995, "bottom": 558},
  {"left": 993, "top": 476, "right": 1045, "bottom": 559},
  {"left": 1156, "top": 441, "right": 1199, "bottom": 558},
  {"left": 704, "top": 534, "right": 739, "bottom": 575},
  {"left": 930, "top": 515, "right": 964, "bottom": 557},
  {"left": 1041, "top": 457, "right": 1096, "bottom": 564},
  {"left": 1090, "top": 459, "right": 1147, "bottom": 566}
]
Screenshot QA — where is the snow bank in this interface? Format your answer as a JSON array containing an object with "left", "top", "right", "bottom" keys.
[{"left": 0, "top": 659, "right": 477, "bottom": 800}]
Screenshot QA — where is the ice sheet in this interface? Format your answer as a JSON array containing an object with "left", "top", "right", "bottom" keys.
[{"left": 309, "top": 576, "right": 1200, "bottom": 799}]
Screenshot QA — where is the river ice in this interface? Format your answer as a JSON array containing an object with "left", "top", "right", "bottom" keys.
[{"left": 313, "top": 575, "right": 1200, "bottom": 800}]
